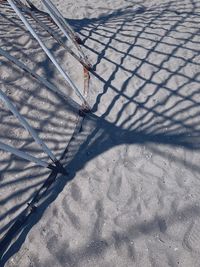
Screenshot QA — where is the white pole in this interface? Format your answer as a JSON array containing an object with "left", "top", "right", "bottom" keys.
[
  {"left": 42, "top": 0, "right": 90, "bottom": 65},
  {"left": 8, "top": 0, "right": 89, "bottom": 108},
  {"left": 0, "top": 47, "right": 81, "bottom": 110},
  {"left": 15, "top": 0, "right": 90, "bottom": 70},
  {"left": 0, "top": 141, "right": 50, "bottom": 168},
  {"left": 0, "top": 88, "right": 57, "bottom": 162},
  {"left": 42, "top": 0, "right": 78, "bottom": 39}
]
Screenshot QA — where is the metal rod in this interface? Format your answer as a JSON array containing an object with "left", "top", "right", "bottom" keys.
[
  {"left": 0, "top": 88, "right": 58, "bottom": 162},
  {"left": 0, "top": 140, "right": 49, "bottom": 168},
  {"left": 0, "top": 48, "right": 81, "bottom": 111},
  {"left": 8, "top": 0, "right": 89, "bottom": 108},
  {"left": 42, "top": 0, "right": 91, "bottom": 68},
  {"left": 41, "top": 0, "right": 78, "bottom": 48},
  {"left": 42, "top": 0, "right": 79, "bottom": 40},
  {"left": 42, "top": 0, "right": 79, "bottom": 41},
  {"left": 15, "top": 0, "right": 91, "bottom": 70},
  {"left": 42, "top": 0, "right": 88, "bottom": 62},
  {"left": 25, "top": 0, "right": 38, "bottom": 10}
]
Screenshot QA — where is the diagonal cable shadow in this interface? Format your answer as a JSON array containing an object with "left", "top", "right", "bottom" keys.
[{"left": 1, "top": 0, "right": 200, "bottom": 265}]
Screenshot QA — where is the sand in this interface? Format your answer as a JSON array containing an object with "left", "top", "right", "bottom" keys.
[{"left": 1, "top": 0, "right": 200, "bottom": 266}]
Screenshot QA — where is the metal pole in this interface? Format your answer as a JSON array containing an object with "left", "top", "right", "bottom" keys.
[
  {"left": 42, "top": 0, "right": 89, "bottom": 65},
  {"left": 42, "top": 0, "right": 79, "bottom": 42},
  {"left": 0, "top": 88, "right": 58, "bottom": 162},
  {"left": 42, "top": 0, "right": 79, "bottom": 40},
  {"left": 0, "top": 140, "right": 51, "bottom": 168},
  {"left": 25, "top": 0, "right": 38, "bottom": 10},
  {"left": 0, "top": 47, "right": 82, "bottom": 111},
  {"left": 8, "top": 0, "right": 89, "bottom": 108},
  {"left": 15, "top": 0, "right": 90, "bottom": 70}
]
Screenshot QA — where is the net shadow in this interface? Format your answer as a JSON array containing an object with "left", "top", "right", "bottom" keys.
[{"left": 1, "top": 0, "right": 200, "bottom": 265}]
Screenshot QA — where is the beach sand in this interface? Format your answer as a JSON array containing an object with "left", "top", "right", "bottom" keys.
[{"left": 1, "top": 0, "right": 200, "bottom": 266}]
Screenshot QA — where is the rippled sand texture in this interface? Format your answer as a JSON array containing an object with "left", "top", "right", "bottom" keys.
[
  {"left": 2, "top": 0, "right": 200, "bottom": 266},
  {"left": 0, "top": 0, "right": 82, "bottom": 252}
]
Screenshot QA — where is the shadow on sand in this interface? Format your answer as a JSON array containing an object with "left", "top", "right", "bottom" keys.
[{"left": 1, "top": 0, "right": 200, "bottom": 265}]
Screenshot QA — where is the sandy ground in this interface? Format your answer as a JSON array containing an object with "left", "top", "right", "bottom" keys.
[{"left": 1, "top": 0, "right": 200, "bottom": 266}]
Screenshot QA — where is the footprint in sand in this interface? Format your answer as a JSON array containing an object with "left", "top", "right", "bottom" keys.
[{"left": 183, "top": 220, "right": 200, "bottom": 253}]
